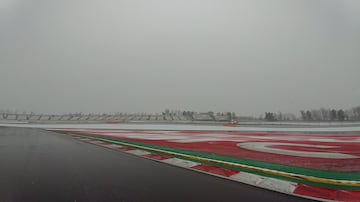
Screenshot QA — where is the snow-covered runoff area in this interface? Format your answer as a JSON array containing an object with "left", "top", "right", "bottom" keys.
[{"left": 1, "top": 123, "right": 360, "bottom": 132}]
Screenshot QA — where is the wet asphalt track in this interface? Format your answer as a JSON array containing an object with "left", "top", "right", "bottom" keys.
[{"left": 0, "top": 127, "right": 315, "bottom": 202}]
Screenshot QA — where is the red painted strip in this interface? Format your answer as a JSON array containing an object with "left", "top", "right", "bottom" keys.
[
  {"left": 63, "top": 130, "right": 360, "bottom": 172},
  {"left": 98, "top": 142, "right": 112, "bottom": 145},
  {"left": 116, "top": 147, "right": 132, "bottom": 151},
  {"left": 336, "top": 190, "right": 360, "bottom": 202},
  {"left": 191, "top": 164, "right": 239, "bottom": 177},
  {"left": 295, "top": 185, "right": 360, "bottom": 201},
  {"left": 294, "top": 184, "right": 336, "bottom": 201},
  {"left": 192, "top": 164, "right": 218, "bottom": 172},
  {"left": 143, "top": 153, "right": 171, "bottom": 161}
]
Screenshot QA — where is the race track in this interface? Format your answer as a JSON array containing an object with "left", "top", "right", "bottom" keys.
[{"left": 0, "top": 127, "right": 314, "bottom": 202}]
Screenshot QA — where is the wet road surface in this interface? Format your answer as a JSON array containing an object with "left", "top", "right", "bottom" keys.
[{"left": 0, "top": 127, "right": 315, "bottom": 202}]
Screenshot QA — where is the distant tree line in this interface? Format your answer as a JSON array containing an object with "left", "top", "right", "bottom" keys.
[
  {"left": 264, "top": 112, "right": 297, "bottom": 121},
  {"left": 300, "top": 106, "right": 360, "bottom": 121},
  {"left": 299, "top": 109, "right": 344, "bottom": 121},
  {"left": 180, "top": 110, "right": 236, "bottom": 120},
  {"left": 264, "top": 105, "right": 360, "bottom": 121}
]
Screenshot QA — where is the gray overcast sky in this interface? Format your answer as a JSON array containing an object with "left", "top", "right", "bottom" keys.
[{"left": 0, "top": 0, "right": 359, "bottom": 115}]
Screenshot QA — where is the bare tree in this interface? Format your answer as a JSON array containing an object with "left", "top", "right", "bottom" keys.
[
  {"left": 320, "top": 108, "right": 330, "bottom": 121},
  {"left": 300, "top": 110, "right": 306, "bottom": 121},
  {"left": 353, "top": 106, "right": 360, "bottom": 121},
  {"left": 306, "top": 110, "right": 313, "bottom": 121},
  {"left": 330, "top": 109, "right": 337, "bottom": 121},
  {"left": 337, "top": 109, "right": 345, "bottom": 121},
  {"left": 311, "top": 109, "right": 322, "bottom": 121}
]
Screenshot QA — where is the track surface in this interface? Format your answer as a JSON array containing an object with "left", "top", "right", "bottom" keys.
[
  {"left": 58, "top": 129, "right": 360, "bottom": 172},
  {"left": 0, "top": 127, "right": 314, "bottom": 202}
]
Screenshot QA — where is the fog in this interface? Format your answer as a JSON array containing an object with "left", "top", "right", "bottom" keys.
[{"left": 1, "top": 0, "right": 359, "bottom": 116}]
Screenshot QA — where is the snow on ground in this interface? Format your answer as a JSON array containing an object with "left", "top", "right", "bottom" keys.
[{"left": 1, "top": 123, "right": 360, "bottom": 133}]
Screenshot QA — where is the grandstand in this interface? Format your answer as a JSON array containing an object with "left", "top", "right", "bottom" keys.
[
  {"left": 140, "top": 115, "right": 149, "bottom": 121},
  {"left": 17, "top": 114, "right": 27, "bottom": 121},
  {"left": 193, "top": 113, "right": 214, "bottom": 121},
  {"left": 178, "top": 115, "right": 188, "bottom": 121},
  {"left": 60, "top": 115, "right": 71, "bottom": 121},
  {"left": 78, "top": 115, "right": 89, "bottom": 121},
  {"left": 87, "top": 115, "right": 99, "bottom": 121},
  {"left": 128, "top": 115, "right": 136, "bottom": 121},
  {"left": 157, "top": 115, "right": 164, "bottom": 121},
  {"left": 6, "top": 114, "right": 17, "bottom": 120},
  {"left": 215, "top": 115, "right": 230, "bottom": 122},
  {"left": 105, "top": 115, "right": 115, "bottom": 121},
  {"left": 69, "top": 116, "right": 81, "bottom": 121},
  {"left": 120, "top": 115, "right": 128, "bottom": 121},
  {"left": 50, "top": 115, "right": 62, "bottom": 121},
  {"left": 95, "top": 116, "right": 105, "bottom": 121},
  {"left": 0, "top": 111, "right": 239, "bottom": 124},
  {"left": 29, "top": 115, "right": 41, "bottom": 121},
  {"left": 39, "top": 115, "right": 51, "bottom": 121},
  {"left": 133, "top": 115, "right": 142, "bottom": 121},
  {"left": 111, "top": 115, "right": 122, "bottom": 121}
]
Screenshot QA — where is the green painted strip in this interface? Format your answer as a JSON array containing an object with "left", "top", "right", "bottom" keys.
[{"left": 52, "top": 130, "right": 360, "bottom": 190}]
